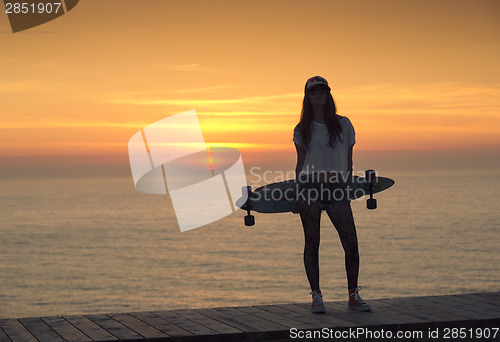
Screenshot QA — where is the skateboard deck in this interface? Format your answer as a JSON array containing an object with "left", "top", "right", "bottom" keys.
[{"left": 236, "top": 175, "right": 394, "bottom": 213}]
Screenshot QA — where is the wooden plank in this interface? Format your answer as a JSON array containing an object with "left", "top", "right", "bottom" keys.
[
  {"left": 276, "top": 303, "right": 356, "bottom": 328},
  {"left": 376, "top": 297, "right": 449, "bottom": 322},
  {"left": 256, "top": 304, "right": 326, "bottom": 329},
  {"left": 85, "top": 314, "right": 142, "bottom": 341},
  {"left": 130, "top": 311, "right": 192, "bottom": 338},
  {"left": 0, "top": 325, "right": 12, "bottom": 342},
  {"left": 19, "top": 317, "right": 65, "bottom": 342},
  {"left": 294, "top": 301, "right": 391, "bottom": 327},
  {"left": 64, "top": 315, "right": 118, "bottom": 341},
  {"left": 462, "top": 292, "right": 500, "bottom": 304},
  {"left": 235, "top": 306, "right": 312, "bottom": 330},
  {"left": 152, "top": 310, "right": 219, "bottom": 336},
  {"left": 108, "top": 313, "right": 168, "bottom": 339},
  {"left": 450, "top": 294, "right": 500, "bottom": 315},
  {"left": 377, "top": 296, "right": 454, "bottom": 321},
  {"left": 195, "top": 307, "right": 265, "bottom": 333},
  {"left": 389, "top": 296, "right": 475, "bottom": 322},
  {"left": 399, "top": 294, "right": 495, "bottom": 321},
  {"left": 421, "top": 295, "right": 499, "bottom": 319},
  {"left": 408, "top": 296, "right": 483, "bottom": 320},
  {"left": 463, "top": 293, "right": 500, "bottom": 312},
  {"left": 416, "top": 296, "right": 494, "bottom": 320},
  {"left": 0, "top": 319, "right": 37, "bottom": 342},
  {"left": 367, "top": 299, "right": 430, "bottom": 324},
  {"left": 201, "top": 306, "right": 290, "bottom": 332},
  {"left": 41, "top": 316, "right": 92, "bottom": 342},
  {"left": 173, "top": 309, "right": 242, "bottom": 334},
  {"left": 474, "top": 292, "right": 500, "bottom": 301}
]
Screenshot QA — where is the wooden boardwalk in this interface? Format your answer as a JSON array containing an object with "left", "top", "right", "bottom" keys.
[{"left": 1, "top": 292, "right": 499, "bottom": 342}]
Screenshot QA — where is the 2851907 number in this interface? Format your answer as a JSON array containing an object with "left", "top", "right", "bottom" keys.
[
  {"left": 443, "top": 327, "right": 499, "bottom": 339},
  {"left": 5, "top": 2, "right": 63, "bottom": 14}
]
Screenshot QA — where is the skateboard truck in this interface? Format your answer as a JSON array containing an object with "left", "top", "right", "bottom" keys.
[
  {"left": 365, "top": 169, "right": 377, "bottom": 210},
  {"left": 242, "top": 186, "right": 255, "bottom": 226}
]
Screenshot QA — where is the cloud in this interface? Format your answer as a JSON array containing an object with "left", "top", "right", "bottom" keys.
[
  {"left": 0, "top": 117, "right": 294, "bottom": 132},
  {"left": 0, "top": 81, "right": 63, "bottom": 94},
  {"left": 102, "top": 85, "right": 237, "bottom": 103},
  {"left": 337, "top": 82, "right": 500, "bottom": 132},
  {"left": 197, "top": 111, "right": 292, "bottom": 116},
  {"left": 164, "top": 64, "right": 219, "bottom": 72},
  {"left": 107, "top": 93, "right": 301, "bottom": 106},
  {"left": 340, "top": 82, "right": 500, "bottom": 114},
  {"left": 0, "top": 121, "right": 145, "bottom": 129},
  {"left": 170, "top": 85, "right": 235, "bottom": 94}
]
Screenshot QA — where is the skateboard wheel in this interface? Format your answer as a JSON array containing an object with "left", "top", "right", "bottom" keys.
[
  {"left": 244, "top": 215, "right": 255, "bottom": 226},
  {"left": 367, "top": 198, "right": 377, "bottom": 210}
]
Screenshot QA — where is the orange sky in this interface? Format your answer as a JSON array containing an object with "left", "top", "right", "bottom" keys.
[{"left": 1, "top": 0, "right": 499, "bottom": 173}]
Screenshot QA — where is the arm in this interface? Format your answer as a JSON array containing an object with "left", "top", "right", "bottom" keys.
[
  {"left": 346, "top": 145, "right": 354, "bottom": 199},
  {"left": 295, "top": 142, "right": 306, "bottom": 180},
  {"left": 346, "top": 117, "right": 355, "bottom": 186},
  {"left": 293, "top": 143, "right": 306, "bottom": 214},
  {"left": 347, "top": 145, "right": 353, "bottom": 183}
]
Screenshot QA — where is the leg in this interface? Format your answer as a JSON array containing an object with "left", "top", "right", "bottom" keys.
[
  {"left": 325, "top": 202, "right": 359, "bottom": 290},
  {"left": 298, "top": 200, "right": 322, "bottom": 291}
]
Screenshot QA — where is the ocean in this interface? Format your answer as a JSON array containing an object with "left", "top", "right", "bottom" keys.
[{"left": 1, "top": 169, "right": 499, "bottom": 318}]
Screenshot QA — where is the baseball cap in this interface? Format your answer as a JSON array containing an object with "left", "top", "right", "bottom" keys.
[{"left": 304, "top": 76, "right": 331, "bottom": 93}]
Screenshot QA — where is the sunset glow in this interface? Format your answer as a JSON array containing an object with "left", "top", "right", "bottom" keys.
[{"left": 1, "top": 0, "right": 499, "bottom": 171}]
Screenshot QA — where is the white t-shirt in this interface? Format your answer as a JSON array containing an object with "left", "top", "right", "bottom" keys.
[{"left": 293, "top": 116, "right": 356, "bottom": 175}]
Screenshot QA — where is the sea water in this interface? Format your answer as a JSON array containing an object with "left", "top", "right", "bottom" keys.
[{"left": 0, "top": 170, "right": 499, "bottom": 318}]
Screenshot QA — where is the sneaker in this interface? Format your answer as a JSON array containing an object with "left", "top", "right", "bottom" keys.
[
  {"left": 310, "top": 289, "right": 325, "bottom": 313},
  {"left": 348, "top": 286, "right": 371, "bottom": 312}
]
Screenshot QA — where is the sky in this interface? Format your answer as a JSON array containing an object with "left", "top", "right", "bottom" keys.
[{"left": 1, "top": 0, "right": 499, "bottom": 177}]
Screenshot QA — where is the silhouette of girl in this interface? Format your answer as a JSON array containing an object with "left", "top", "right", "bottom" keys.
[{"left": 293, "top": 76, "right": 371, "bottom": 313}]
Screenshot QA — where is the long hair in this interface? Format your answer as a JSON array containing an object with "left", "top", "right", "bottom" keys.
[{"left": 298, "top": 91, "right": 342, "bottom": 149}]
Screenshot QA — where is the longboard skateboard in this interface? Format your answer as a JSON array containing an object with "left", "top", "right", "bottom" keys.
[{"left": 236, "top": 170, "right": 394, "bottom": 226}]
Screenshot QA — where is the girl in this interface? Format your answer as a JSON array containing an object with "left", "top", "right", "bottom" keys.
[{"left": 293, "top": 76, "right": 371, "bottom": 313}]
